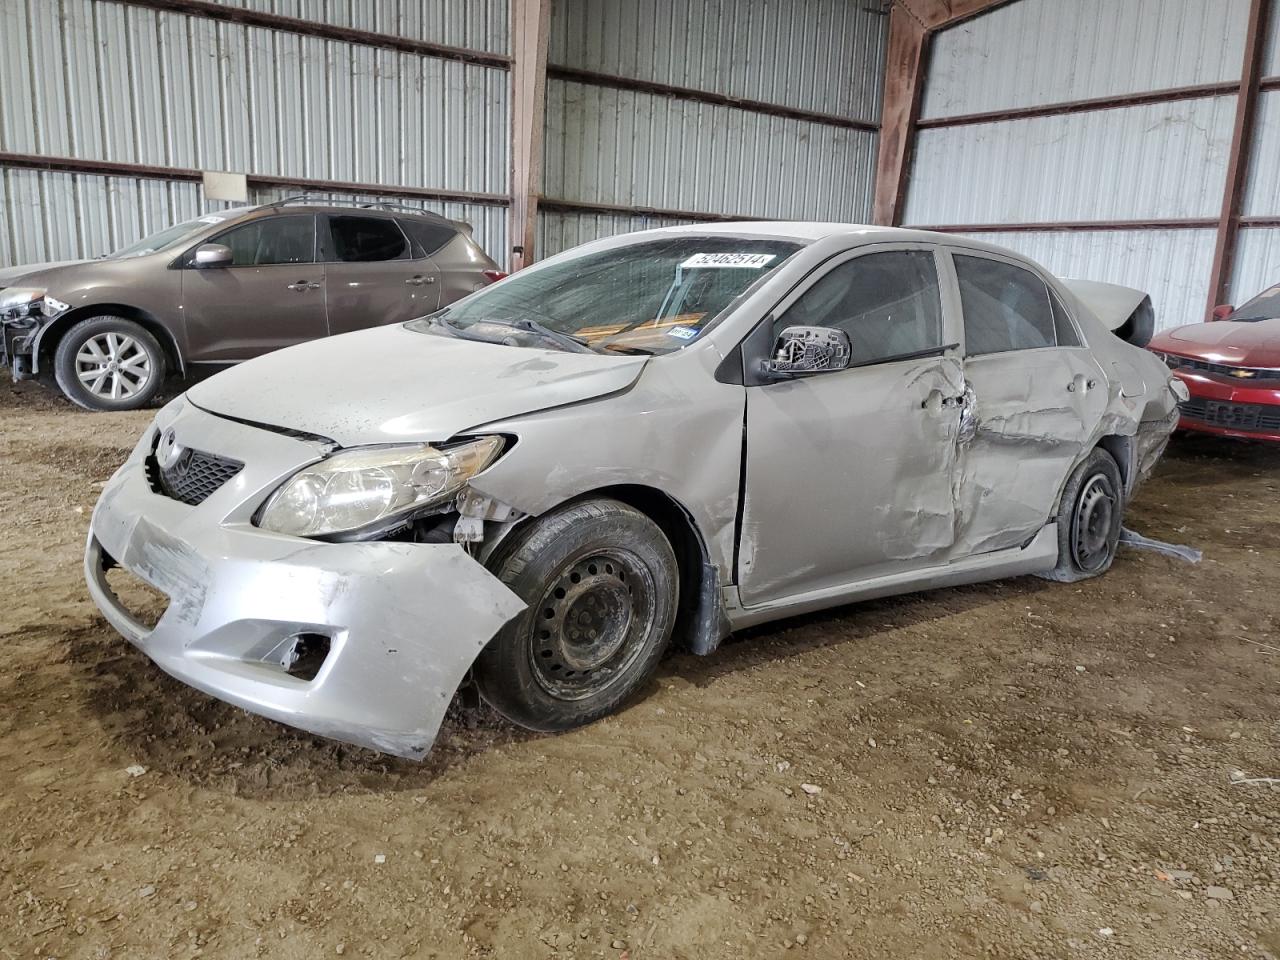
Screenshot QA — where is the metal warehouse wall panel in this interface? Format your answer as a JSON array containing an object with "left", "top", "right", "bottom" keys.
[
  {"left": 542, "top": 80, "right": 877, "bottom": 221},
  {"left": 0, "top": 0, "right": 508, "bottom": 195},
  {"left": 953, "top": 229, "right": 1217, "bottom": 333},
  {"left": 905, "top": 97, "right": 1236, "bottom": 225},
  {"left": 1243, "top": 91, "right": 1280, "bottom": 217},
  {"left": 548, "top": 0, "right": 887, "bottom": 123},
  {"left": 210, "top": 0, "right": 510, "bottom": 54},
  {"left": 1230, "top": 228, "right": 1280, "bottom": 306},
  {"left": 536, "top": 210, "right": 696, "bottom": 259},
  {"left": 0, "top": 168, "right": 509, "bottom": 270},
  {"left": 1266, "top": 1, "right": 1280, "bottom": 78},
  {"left": 921, "top": 0, "right": 1250, "bottom": 120}
]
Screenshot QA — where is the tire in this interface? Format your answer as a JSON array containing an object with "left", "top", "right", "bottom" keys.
[
  {"left": 1039, "top": 447, "right": 1125, "bottom": 583},
  {"left": 473, "top": 498, "right": 679, "bottom": 733},
  {"left": 53, "top": 315, "right": 167, "bottom": 411}
]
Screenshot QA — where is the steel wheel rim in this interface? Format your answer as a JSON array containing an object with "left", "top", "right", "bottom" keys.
[
  {"left": 1071, "top": 473, "right": 1117, "bottom": 572},
  {"left": 75, "top": 332, "right": 151, "bottom": 401},
  {"left": 529, "top": 549, "right": 656, "bottom": 701}
]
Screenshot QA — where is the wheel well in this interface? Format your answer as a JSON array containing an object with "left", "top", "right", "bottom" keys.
[
  {"left": 1095, "top": 434, "right": 1133, "bottom": 491},
  {"left": 35, "top": 304, "right": 184, "bottom": 376},
  {"left": 578, "top": 484, "right": 727, "bottom": 655}
]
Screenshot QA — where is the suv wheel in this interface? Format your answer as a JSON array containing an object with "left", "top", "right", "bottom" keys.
[{"left": 53, "top": 316, "right": 167, "bottom": 411}]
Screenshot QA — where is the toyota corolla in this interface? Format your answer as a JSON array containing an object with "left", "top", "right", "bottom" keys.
[{"left": 86, "top": 224, "right": 1182, "bottom": 759}]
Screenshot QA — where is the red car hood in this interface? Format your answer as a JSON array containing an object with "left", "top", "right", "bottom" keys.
[{"left": 1152, "top": 318, "right": 1280, "bottom": 368}]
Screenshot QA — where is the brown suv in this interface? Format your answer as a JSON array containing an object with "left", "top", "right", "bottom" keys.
[{"left": 0, "top": 198, "right": 504, "bottom": 410}]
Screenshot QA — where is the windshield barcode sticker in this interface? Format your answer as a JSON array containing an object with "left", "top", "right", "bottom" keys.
[
  {"left": 680, "top": 253, "right": 777, "bottom": 269},
  {"left": 667, "top": 325, "right": 699, "bottom": 340}
]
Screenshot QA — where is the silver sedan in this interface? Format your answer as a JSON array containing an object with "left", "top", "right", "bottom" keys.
[{"left": 86, "top": 224, "right": 1182, "bottom": 758}]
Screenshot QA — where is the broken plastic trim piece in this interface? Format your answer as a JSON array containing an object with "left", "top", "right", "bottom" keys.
[{"left": 1119, "top": 527, "right": 1202, "bottom": 564}]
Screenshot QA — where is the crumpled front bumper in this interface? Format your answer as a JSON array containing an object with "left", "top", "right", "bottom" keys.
[{"left": 84, "top": 398, "right": 526, "bottom": 759}]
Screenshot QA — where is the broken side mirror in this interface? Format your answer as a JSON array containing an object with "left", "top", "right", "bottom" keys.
[
  {"left": 760, "top": 325, "right": 852, "bottom": 379},
  {"left": 193, "top": 243, "right": 233, "bottom": 268},
  {"left": 1211, "top": 303, "right": 1234, "bottom": 321}
]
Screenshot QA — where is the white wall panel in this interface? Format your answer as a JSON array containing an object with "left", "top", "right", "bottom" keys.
[
  {"left": 549, "top": 0, "right": 886, "bottom": 122},
  {"left": 0, "top": 167, "right": 509, "bottom": 270},
  {"left": 1230, "top": 228, "right": 1280, "bottom": 306},
  {"left": 536, "top": 210, "right": 697, "bottom": 260},
  {"left": 954, "top": 229, "right": 1218, "bottom": 332},
  {"left": 210, "top": 0, "right": 510, "bottom": 54},
  {"left": 1244, "top": 90, "right": 1280, "bottom": 216},
  {"left": 0, "top": 0, "right": 509, "bottom": 196},
  {"left": 905, "top": 97, "right": 1236, "bottom": 225},
  {"left": 922, "top": 0, "right": 1249, "bottom": 120},
  {"left": 543, "top": 80, "right": 877, "bottom": 221}
]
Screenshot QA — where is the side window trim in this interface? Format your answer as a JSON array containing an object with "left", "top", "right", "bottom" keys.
[
  {"left": 199, "top": 214, "right": 318, "bottom": 268},
  {"left": 739, "top": 243, "right": 959, "bottom": 386},
  {"left": 948, "top": 247, "right": 1065, "bottom": 357}
]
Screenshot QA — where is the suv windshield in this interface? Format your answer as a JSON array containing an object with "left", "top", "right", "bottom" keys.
[
  {"left": 1230, "top": 284, "right": 1280, "bottom": 322},
  {"left": 104, "top": 213, "right": 240, "bottom": 260},
  {"left": 409, "top": 235, "right": 803, "bottom": 354}
]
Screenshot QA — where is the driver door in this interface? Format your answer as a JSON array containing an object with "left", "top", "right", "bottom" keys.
[{"left": 738, "top": 246, "right": 965, "bottom": 607}]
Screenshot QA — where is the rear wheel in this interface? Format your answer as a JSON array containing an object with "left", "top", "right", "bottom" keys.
[
  {"left": 473, "top": 498, "right": 678, "bottom": 732},
  {"left": 1040, "top": 448, "right": 1124, "bottom": 582},
  {"left": 53, "top": 315, "right": 166, "bottom": 411}
]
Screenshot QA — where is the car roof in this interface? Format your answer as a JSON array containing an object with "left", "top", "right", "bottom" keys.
[
  {"left": 232, "top": 200, "right": 462, "bottom": 228},
  {"left": 627, "top": 220, "right": 1032, "bottom": 259}
]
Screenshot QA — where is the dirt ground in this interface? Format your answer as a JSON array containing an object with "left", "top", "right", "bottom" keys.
[{"left": 0, "top": 378, "right": 1276, "bottom": 960}]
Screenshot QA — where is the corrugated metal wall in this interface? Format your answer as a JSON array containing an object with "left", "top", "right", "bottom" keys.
[
  {"left": 0, "top": 0, "right": 510, "bottom": 267},
  {"left": 537, "top": 0, "right": 887, "bottom": 258},
  {"left": 908, "top": 0, "right": 1252, "bottom": 332},
  {"left": 1233, "top": 9, "right": 1280, "bottom": 307}
]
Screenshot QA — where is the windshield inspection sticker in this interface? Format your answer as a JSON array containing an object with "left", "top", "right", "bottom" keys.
[
  {"left": 680, "top": 252, "right": 776, "bottom": 269},
  {"left": 668, "top": 325, "right": 699, "bottom": 340}
]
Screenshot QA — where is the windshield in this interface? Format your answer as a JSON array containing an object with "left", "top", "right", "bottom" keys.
[
  {"left": 408, "top": 235, "right": 804, "bottom": 354},
  {"left": 104, "top": 214, "right": 229, "bottom": 259},
  {"left": 1230, "top": 284, "right": 1280, "bottom": 322}
]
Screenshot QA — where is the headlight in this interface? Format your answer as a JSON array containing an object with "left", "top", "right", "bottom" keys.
[
  {"left": 0, "top": 286, "right": 68, "bottom": 318},
  {"left": 1168, "top": 377, "right": 1190, "bottom": 402},
  {"left": 256, "top": 437, "right": 503, "bottom": 538},
  {"left": 1152, "top": 350, "right": 1186, "bottom": 370}
]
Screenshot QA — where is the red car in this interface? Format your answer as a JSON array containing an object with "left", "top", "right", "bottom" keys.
[{"left": 1148, "top": 284, "right": 1280, "bottom": 442}]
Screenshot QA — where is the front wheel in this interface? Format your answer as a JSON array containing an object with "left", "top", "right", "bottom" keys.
[
  {"left": 1040, "top": 447, "right": 1125, "bottom": 582},
  {"left": 53, "top": 315, "right": 167, "bottom": 411},
  {"left": 473, "top": 498, "right": 679, "bottom": 733}
]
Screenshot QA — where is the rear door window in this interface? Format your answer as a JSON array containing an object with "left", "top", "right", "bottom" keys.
[
  {"left": 214, "top": 215, "right": 316, "bottom": 265},
  {"left": 398, "top": 218, "right": 457, "bottom": 259},
  {"left": 325, "top": 215, "right": 409, "bottom": 262},
  {"left": 955, "top": 255, "right": 1057, "bottom": 355}
]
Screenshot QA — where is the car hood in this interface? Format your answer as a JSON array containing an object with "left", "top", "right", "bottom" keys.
[
  {"left": 1153, "top": 318, "right": 1280, "bottom": 368},
  {"left": 187, "top": 323, "right": 649, "bottom": 447},
  {"left": 0, "top": 259, "right": 90, "bottom": 286}
]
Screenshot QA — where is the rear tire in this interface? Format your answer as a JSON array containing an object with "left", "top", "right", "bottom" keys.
[
  {"left": 53, "top": 315, "right": 166, "bottom": 412},
  {"left": 474, "top": 498, "right": 679, "bottom": 733},
  {"left": 1039, "top": 447, "right": 1124, "bottom": 583}
]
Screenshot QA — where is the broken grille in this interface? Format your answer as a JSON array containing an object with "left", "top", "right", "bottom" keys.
[
  {"left": 1179, "top": 398, "right": 1280, "bottom": 433},
  {"left": 149, "top": 448, "right": 244, "bottom": 506}
]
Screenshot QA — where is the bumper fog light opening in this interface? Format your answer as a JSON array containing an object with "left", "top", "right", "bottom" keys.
[{"left": 278, "top": 632, "right": 332, "bottom": 682}]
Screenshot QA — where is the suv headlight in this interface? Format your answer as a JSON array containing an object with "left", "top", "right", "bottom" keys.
[
  {"left": 0, "top": 287, "right": 69, "bottom": 318},
  {"left": 256, "top": 437, "right": 504, "bottom": 538}
]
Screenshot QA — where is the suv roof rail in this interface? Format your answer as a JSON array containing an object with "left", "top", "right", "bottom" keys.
[{"left": 267, "top": 194, "right": 456, "bottom": 222}]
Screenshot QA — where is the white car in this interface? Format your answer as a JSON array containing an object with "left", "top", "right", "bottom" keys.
[{"left": 86, "top": 224, "right": 1181, "bottom": 758}]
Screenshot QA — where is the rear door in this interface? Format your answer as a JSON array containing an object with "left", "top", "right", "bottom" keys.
[
  {"left": 398, "top": 217, "right": 473, "bottom": 308},
  {"left": 322, "top": 214, "right": 439, "bottom": 335},
  {"left": 737, "top": 246, "right": 967, "bottom": 606},
  {"left": 181, "top": 214, "right": 326, "bottom": 361},
  {"left": 948, "top": 250, "right": 1109, "bottom": 556}
]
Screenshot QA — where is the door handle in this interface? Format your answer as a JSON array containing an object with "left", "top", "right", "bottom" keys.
[
  {"left": 287, "top": 280, "right": 321, "bottom": 291},
  {"left": 405, "top": 275, "right": 437, "bottom": 286}
]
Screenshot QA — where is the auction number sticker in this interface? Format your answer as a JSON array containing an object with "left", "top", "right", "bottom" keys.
[
  {"left": 680, "top": 252, "right": 776, "bottom": 269},
  {"left": 667, "top": 325, "right": 699, "bottom": 340}
]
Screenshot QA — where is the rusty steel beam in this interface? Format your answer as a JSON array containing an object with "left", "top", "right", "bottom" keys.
[
  {"left": 103, "top": 0, "right": 510, "bottom": 69},
  {"left": 909, "top": 218, "right": 1219, "bottom": 233},
  {"left": 872, "top": 5, "right": 929, "bottom": 225},
  {"left": 546, "top": 66, "right": 879, "bottom": 131},
  {"left": 916, "top": 80, "right": 1241, "bottom": 129},
  {"left": 508, "top": 0, "right": 552, "bottom": 270},
  {"left": 1205, "top": 0, "right": 1272, "bottom": 317},
  {"left": 0, "top": 152, "right": 509, "bottom": 207}
]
